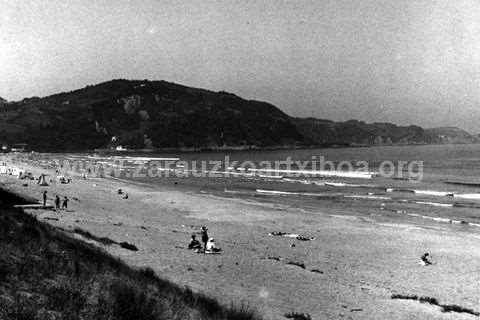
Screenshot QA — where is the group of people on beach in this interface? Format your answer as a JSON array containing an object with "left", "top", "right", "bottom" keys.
[
  {"left": 42, "top": 191, "right": 69, "bottom": 210},
  {"left": 188, "top": 226, "right": 222, "bottom": 254},
  {"left": 117, "top": 189, "right": 129, "bottom": 199}
]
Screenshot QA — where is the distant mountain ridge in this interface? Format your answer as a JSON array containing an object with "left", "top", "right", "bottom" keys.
[
  {"left": 293, "top": 118, "right": 426, "bottom": 146},
  {"left": 0, "top": 79, "right": 476, "bottom": 151},
  {"left": 293, "top": 119, "right": 479, "bottom": 147}
]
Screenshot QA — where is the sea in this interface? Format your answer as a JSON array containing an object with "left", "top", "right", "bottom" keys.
[{"left": 19, "top": 143, "right": 480, "bottom": 229}]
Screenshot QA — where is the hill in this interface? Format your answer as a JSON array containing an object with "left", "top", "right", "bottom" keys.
[
  {"left": 0, "top": 79, "right": 302, "bottom": 151},
  {"left": 424, "top": 127, "right": 479, "bottom": 144},
  {"left": 292, "top": 118, "right": 427, "bottom": 146}
]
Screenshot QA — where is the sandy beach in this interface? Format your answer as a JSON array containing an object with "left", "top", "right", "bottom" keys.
[{"left": 2, "top": 154, "right": 480, "bottom": 319}]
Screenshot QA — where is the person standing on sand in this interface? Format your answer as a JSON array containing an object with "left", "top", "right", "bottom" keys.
[
  {"left": 201, "top": 226, "right": 209, "bottom": 252},
  {"left": 42, "top": 191, "right": 47, "bottom": 207},
  {"left": 54, "top": 195, "right": 61, "bottom": 210},
  {"left": 62, "top": 196, "right": 69, "bottom": 210}
]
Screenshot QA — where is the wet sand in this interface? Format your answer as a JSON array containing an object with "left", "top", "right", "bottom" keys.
[{"left": 1, "top": 155, "right": 480, "bottom": 319}]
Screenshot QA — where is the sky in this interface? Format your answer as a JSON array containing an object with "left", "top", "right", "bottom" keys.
[{"left": 1, "top": 0, "right": 480, "bottom": 132}]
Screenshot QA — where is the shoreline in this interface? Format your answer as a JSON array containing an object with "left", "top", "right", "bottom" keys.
[
  {"left": 4, "top": 141, "right": 479, "bottom": 155},
  {"left": 2, "top": 154, "right": 480, "bottom": 319}
]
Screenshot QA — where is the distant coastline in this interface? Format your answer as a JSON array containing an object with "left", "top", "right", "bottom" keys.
[
  {"left": 3, "top": 141, "right": 477, "bottom": 155},
  {"left": 90, "top": 141, "right": 478, "bottom": 154}
]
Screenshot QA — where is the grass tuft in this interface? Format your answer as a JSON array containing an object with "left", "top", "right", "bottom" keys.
[
  {"left": 286, "top": 261, "right": 306, "bottom": 269},
  {"left": 119, "top": 241, "right": 138, "bottom": 251},
  {"left": 284, "top": 311, "right": 312, "bottom": 320},
  {"left": 418, "top": 296, "right": 439, "bottom": 305},
  {"left": 391, "top": 293, "right": 480, "bottom": 316},
  {"left": 441, "top": 304, "right": 480, "bottom": 316}
]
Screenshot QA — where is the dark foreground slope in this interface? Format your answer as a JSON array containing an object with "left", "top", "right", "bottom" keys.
[
  {"left": 0, "top": 80, "right": 301, "bottom": 151},
  {"left": 0, "top": 189, "right": 260, "bottom": 320}
]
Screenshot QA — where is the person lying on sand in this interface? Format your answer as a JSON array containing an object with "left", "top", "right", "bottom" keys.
[
  {"left": 122, "top": 193, "right": 128, "bottom": 199},
  {"left": 296, "top": 235, "right": 315, "bottom": 241},
  {"left": 205, "top": 238, "right": 222, "bottom": 253},
  {"left": 188, "top": 235, "right": 202, "bottom": 250},
  {"left": 420, "top": 252, "right": 432, "bottom": 266},
  {"left": 59, "top": 176, "right": 72, "bottom": 184}
]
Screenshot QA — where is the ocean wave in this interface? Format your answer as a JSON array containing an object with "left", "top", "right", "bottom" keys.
[
  {"left": 385, "top": 187, "right": 480, "bottom": 202},
  {"left": 386, "top": 188, "right": 415, "bottom": 193},
  {"left": 344, "top": 195, "right": 391, "bottom": 200},
  {"left": 253, "top": 189, "right": 392, "bottom": 201},
  {"left": 248, "top": 168, "right": 377, "bottom": 179},
  {"left": 255, "top": 189, "right": 337, "bottom": 198},
  {"left": 256, "top": 189, "right": 389, "bottom": 200},
  {"left": 386, "top": 209, "right": 475, "bottom": 227},
  {"left": 223, "top": 189, "right": 254, "bottom": 195},
  {"left": 282, "top": 178, "right": 324, "bottom": 185},
  {"left": 227, "top": 172, "right": 255, "bottom": 177},
  {"left": 386, "top": 188, "right": 459, "bottom": 198},
  {"left": 325, "top": 182, "right": 380, "bottom": 188},
  {"left": 453, "top": 193, "right": 480, "bottom": 200},
  {"left": 114, "top": 156, "right": 180, "bottom": 162},
  {"left": 414, "top": 190, "right": 454, "bottom": 197},
  {"left": 325, "top": 182, "right": 358, "bottom": 187},
  {"left": 453, "top": 202, "right": 480, "bottom": 209},
  {"left": 414, "top": 201, "right": 453, "bottom": 208},
  {"left": 444, "top": 180, "right": 480, "bottom": 187},
  {"left": 258, "top": 174, "right": 283, "bottom": 179},
  {"left": 281, "top": 178, "right": 381, "bottom": 188}
]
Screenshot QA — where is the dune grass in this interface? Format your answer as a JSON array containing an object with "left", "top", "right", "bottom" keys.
[{"left": 0, "top": 189, "right": 261, "bottom": 320}]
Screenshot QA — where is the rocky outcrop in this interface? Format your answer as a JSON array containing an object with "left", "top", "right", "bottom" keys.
[{"left": 121, "top": 95, "right": 142, "bottom": 115}]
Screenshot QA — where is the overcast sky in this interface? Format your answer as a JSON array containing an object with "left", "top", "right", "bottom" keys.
[{"left": 2, "top": 0, "right": 480, "bottom": 132}]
